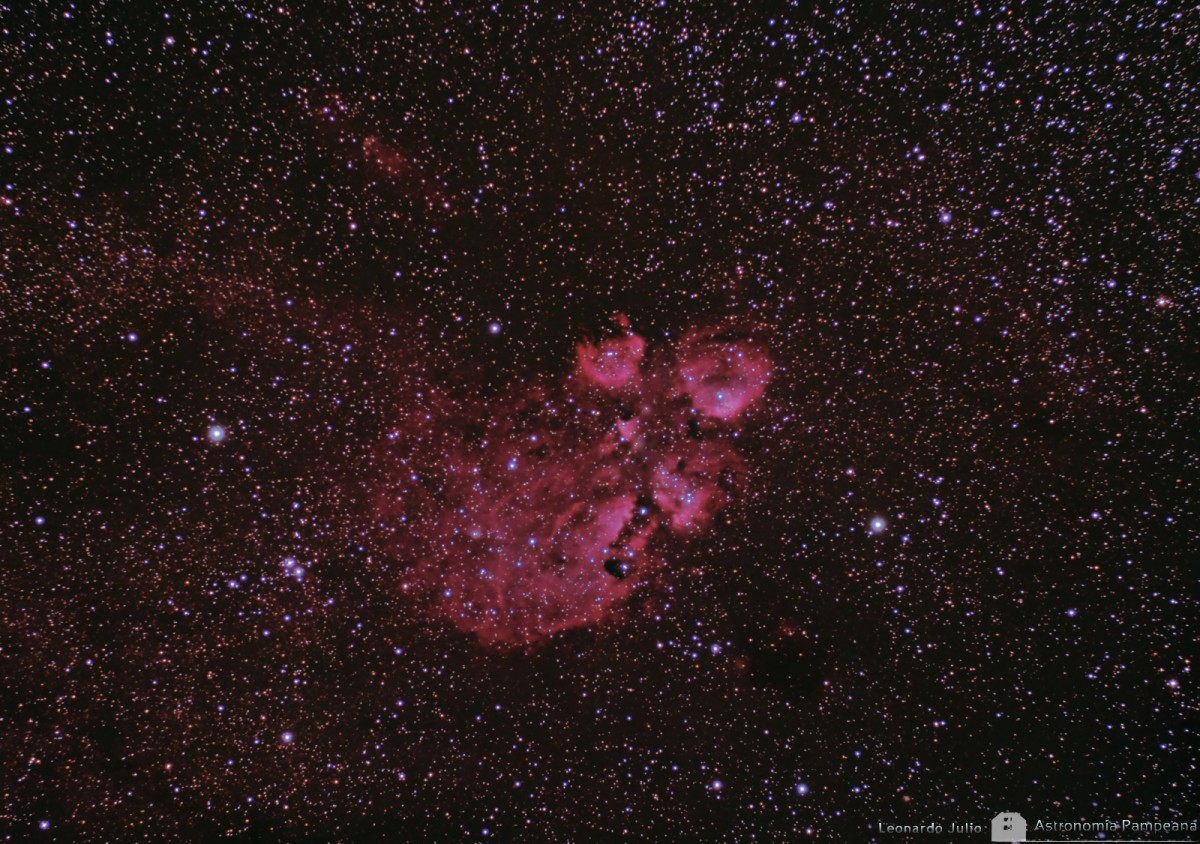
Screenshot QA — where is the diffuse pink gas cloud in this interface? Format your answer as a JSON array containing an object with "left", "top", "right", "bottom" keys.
[{"left": 381, "top": 316, "right": 772, "bottom": 647}]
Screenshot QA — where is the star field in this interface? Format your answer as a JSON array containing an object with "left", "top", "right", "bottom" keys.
[{"left": 2, "top": 1, "right": 1197, "bottom": 841}]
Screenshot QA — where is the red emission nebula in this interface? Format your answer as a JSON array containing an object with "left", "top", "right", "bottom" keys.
[{"left": 380, "top": 317, "right": 772, "bottom": 647}]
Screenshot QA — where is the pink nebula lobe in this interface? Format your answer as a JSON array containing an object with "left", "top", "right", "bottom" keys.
[
  {"left": 575, "top": 331, "right": 647, "bottom": 390},
  {"left": 676, "top": 327, "right": 772, "bottom": 420},
  {"left": 386, "top": 318, "right": 771, "bottom": 648}
]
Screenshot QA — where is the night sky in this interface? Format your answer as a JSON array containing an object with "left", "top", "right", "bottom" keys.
[{"left": 3, "top": 1, "right": 1197, "bottom": 841}]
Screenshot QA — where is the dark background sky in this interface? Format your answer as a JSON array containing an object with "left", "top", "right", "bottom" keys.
[{"left": 2, "top": 0, "right": 1196, "bottom": 840}]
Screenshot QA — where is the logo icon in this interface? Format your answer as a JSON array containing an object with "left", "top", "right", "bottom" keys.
[{"left": 992, "top": 812, "right": 1027, "bottom": 842}]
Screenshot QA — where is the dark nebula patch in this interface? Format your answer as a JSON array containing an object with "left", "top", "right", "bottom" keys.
[{"left": 603, "top": 558, "right": 631, "bottom": 580}]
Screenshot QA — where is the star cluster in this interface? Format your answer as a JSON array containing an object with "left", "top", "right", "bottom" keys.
[{"left": 2, "top": 1, "right": 1196, "bottom": 841}]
